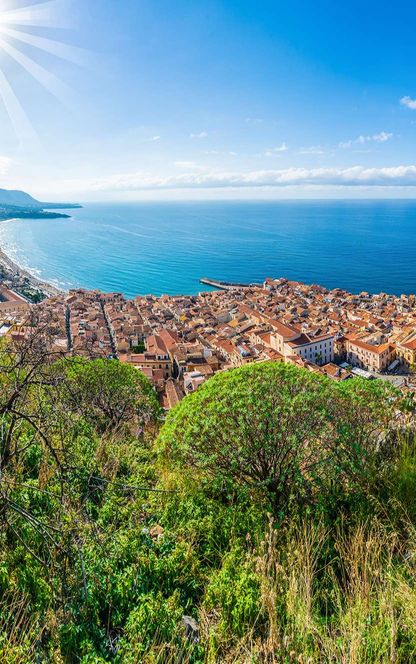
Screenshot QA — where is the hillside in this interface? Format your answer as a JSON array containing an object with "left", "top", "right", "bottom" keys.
[
  {"left": 0, "top": 187, "right": 81, "bottom": 210},
  {"left": 0, "top": 188, "right": 43, "bottom": 208},
  {"left": 0, "top": 338, "right": 416, "bottom": 662}
]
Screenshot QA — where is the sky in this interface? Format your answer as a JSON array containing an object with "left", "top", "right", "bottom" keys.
[{"left": 1, "top": 0, "right": 416, "bottom": 201}]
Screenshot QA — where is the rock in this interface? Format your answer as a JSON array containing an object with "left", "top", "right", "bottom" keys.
[
  {"left": 182, "top": 615, "right": 199, "bottom": 643},
  {"left": 149, "top": 524, "right": 164, "bottom": 540}
]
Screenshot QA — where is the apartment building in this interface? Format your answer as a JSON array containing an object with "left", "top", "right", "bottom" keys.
[
  {"left": 269, "top": 320, "right": 335, "bottom": 365},
  {"left": 397, "top": 337, "right": 416, "bottom": 368},
  {"left": 345, "top": 337, "right": 396, "bottom": 372}
]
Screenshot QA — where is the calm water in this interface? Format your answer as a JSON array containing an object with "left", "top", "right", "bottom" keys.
[{"left": 0, "top": 200, "right": 415, "bottom": 298}]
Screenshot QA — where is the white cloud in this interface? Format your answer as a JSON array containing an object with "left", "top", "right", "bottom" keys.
[
  {"left": 263, "top": 142, "right": 288, "bottom": 156},
  {"left": 0, "top": 156, "right": 11, "bottom": 175},
  {"left": 190, "top": 131, "right": 208, "bottom": 139},
  {"left": 205, "top": 150, "right": 238, "bottom": 156},
  {"left": 174, "top": 161, "right": 200, "bottom": 169},
  {"left": 361, "top": 131, "right": 392, "bottom": 143},
  {"left": 401, "top": 96, "right": 416, "bottom": 110},
  {"left": 146, "top": 135, "right": 160, "bottom": 142},
  {"left": 88, "top": 165, "right": 416, "bottom": 191},
  {"left": 339, "top": 131, "right": 393, "bottom": 149},
  {"left": 298, "top": 146, "right": 325, "bottom": 155}
]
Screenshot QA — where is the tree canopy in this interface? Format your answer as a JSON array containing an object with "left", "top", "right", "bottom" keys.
[
  {"left": 157, "top": 362, "right": 402, "bottom": 511},
  {"left": 53, "top": 356, "right": 160, "bottom": 435}
]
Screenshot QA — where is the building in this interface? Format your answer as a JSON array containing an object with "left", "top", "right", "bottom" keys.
[
  {"left": 184, "top": 370, "right": 206, "bottom": 393},
  {"left": 269, "top": 320, "right": 335, "bottom": 365},
  {"left": 345, "top": 337, "right": 396, "bottom": 372},
  {"left": 397, "top": 336, "right": 416, "bottom": 368}
]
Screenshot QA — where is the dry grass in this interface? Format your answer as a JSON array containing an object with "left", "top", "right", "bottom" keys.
[
  {"left": 0, "top": 592, "right": 42, "bottom": 663},
  {"left": 198, "top": 521, "right": 416, "bottom": 663}
]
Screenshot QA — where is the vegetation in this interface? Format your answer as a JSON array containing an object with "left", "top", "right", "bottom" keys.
[
  {"left": 158, "top": 363, "right": 402, "bottom": 516},
  {"left": 0, "top": 206, "right": 70, "bottom": 221},
  {"left": 131, "top": 341, "right": 146, "bottom": 354},
  {"left": 0, "top": 331, "right": 416, "bottom": 662},
  {"left": 18, "top": 287, "right": 46, "bottom": 304}
]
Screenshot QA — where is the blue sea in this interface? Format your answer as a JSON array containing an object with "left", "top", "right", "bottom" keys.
[{"left": 0, "top": 200, "right": 415, "bottom": 298}]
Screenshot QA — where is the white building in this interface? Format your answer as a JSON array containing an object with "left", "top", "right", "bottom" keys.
[{"left": 269, "top": 320, "right": 335, "bottom": 366}]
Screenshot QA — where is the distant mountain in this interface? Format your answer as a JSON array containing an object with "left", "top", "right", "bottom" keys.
[
  {"left": 0, "top": 188, "right": 81, "bottom": 210},
  {"left": 41, "top": 202, "right": 82, "bottom": 210},
  {"left": 0, "top": 188, "right": 43, "bottom": 208}
]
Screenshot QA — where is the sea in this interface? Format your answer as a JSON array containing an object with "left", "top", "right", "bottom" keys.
[{"left": 0, "top": 199, "right": 415, "bottom": 298}]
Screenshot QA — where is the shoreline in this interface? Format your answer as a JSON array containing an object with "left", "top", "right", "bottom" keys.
[
  {"left": 2, "top": 234, "right": 416, "bottom": 303},
  {"left": 0, "top": 239, "right": 63, "bottom": 300},
  {"left": 1, "top": 205, "right": 416, "bottom": 301}
]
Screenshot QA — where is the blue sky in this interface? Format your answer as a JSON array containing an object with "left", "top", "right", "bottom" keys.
[{"left": 1, "top": 0, "right": 416, "bottom": 200}]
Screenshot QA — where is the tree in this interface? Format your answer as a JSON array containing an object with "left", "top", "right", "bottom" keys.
[
  {"left": 53, "top": 357, "right": 160, "bottom": 436},
  {"left": 0, "top": 310, "right": 68, "bottom": 474},
  {"left": 157, "top": 362, "right": 402, "bottom": 512},
  {"left": 0, "top": 326, "right": 160, "bottom": 587}
]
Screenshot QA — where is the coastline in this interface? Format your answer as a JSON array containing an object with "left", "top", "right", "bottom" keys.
[
  {"left": 0, "top": 235, "right": 62, "bottom": 300},
  {"left": 2, "top": 199, "right": 416, "bottom": 302}
]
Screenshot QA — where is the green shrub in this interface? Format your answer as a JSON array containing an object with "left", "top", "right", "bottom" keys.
[
  {"left": 157, "top": 362, "right": 401, "bottom": 518},
  {"left": 204, "top": 546, "right": 262, "bottom": 637}
]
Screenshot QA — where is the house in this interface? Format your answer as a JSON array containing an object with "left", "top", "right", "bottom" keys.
[{"left": 184, "top": 370, "right": 206, "bottom": 393}]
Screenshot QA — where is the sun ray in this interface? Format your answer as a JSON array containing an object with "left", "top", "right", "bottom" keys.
[
  {"left": 0, "top": 1, "right": 67, "bottom": 29},
  {"left": 0, "top": 25, "right": 86, "bottom": 66},
  {"left": 0, "top": 34, "right": 72, "bottom": 103},
  {"left": 0, "top": 65, "right": 38, "bottom": 145},
  {"left": 0, "top": 0, "right": 80, "bottom": 145}
]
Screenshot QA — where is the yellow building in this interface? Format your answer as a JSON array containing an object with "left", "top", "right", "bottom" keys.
[
  {"left": 397, "top": 338, "right": 416, "bottom": 368},
  {"left": 345, "top": 338, "right": 395, "bottom": 372}
]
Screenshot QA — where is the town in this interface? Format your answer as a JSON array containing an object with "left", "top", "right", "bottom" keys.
[{"left": 1, "top": 277, "right": 416, "bottom": 408}]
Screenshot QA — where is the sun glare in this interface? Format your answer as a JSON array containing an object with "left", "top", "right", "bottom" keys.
[{"left": 0, "top": 0, "right": 84, "bottom": 145}]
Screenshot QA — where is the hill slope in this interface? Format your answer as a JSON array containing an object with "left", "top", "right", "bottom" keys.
[
  {"left": 0, "top": 188, "right": 43, "bottom": 208},
  {"left": 0, "top": 187, "right": 81, "bottom": 210}
]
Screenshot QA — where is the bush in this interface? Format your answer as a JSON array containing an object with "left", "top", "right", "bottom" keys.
[
  {"left": 53, "top": 356, "right": 161, "bottom": 435},
  {"left": 204, "top": 546, "right": 262, "bottom": 637},
  {"left": 157, "top": 362, "right": 401, "bottom": 516}
]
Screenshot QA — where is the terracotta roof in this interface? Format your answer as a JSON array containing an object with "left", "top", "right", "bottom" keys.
[
  {"left": 401, "top": 339, "right": 416, "bottom": 351},
  {"left": 346, "top": 338, "right": 394, "bottom": 354}
]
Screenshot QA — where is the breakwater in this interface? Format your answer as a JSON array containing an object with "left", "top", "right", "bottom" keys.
[{"left": 200, "top": 277, "right": 257, "bottom": 290}]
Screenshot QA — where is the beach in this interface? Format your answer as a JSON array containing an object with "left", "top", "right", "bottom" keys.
[{"left": 0, "top": 240, "right": 61, "bottom": 301}]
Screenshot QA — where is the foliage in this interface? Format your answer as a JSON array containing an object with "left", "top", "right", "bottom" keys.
[
  {"left": 157, "top": 362, "right": 401, "bottom": 516},
  {"left": 0, "top": 347, "right": 415, "bottom": 662},
  {"left": 131, "top": 341, "right": 146, "bottom": 354},
  {"left": 53, "top": 356, "right": 161, "bottom": 435}
]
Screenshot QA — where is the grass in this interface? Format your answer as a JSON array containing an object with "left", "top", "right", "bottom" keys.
[
  {"left": 3, "top": 510, "right": 416, "bottom": 662},
  {"left": 189, "top": 520, "right": 416, "bottom": 663}
]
